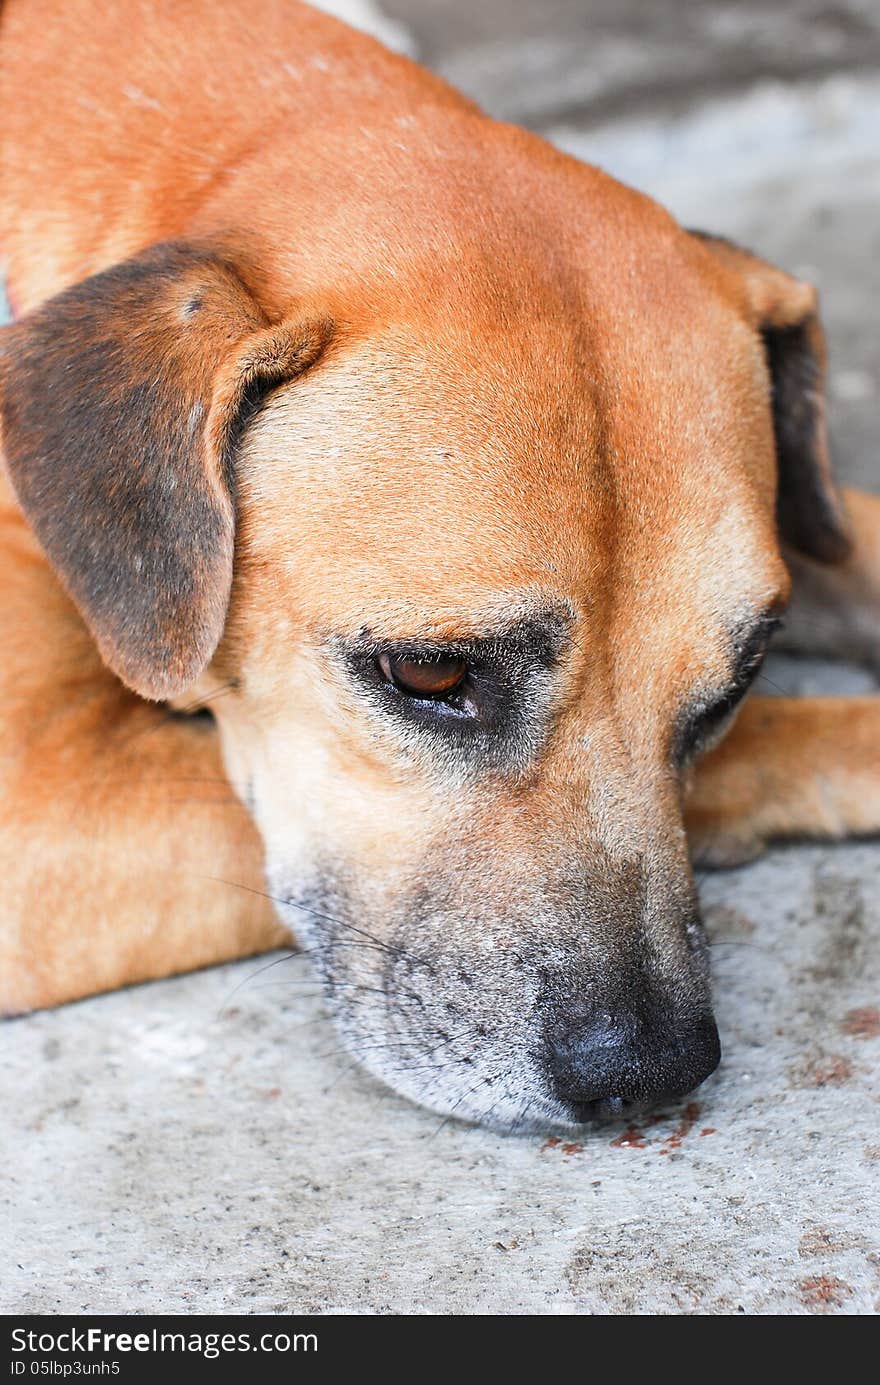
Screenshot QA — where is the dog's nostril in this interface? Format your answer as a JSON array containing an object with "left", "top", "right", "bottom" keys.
[{"left": 545, "top": 1010, "right": 720, "bottom": 1119}]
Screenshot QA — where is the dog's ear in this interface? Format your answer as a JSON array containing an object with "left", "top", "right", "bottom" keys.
[
  {"left": 0, "top": 243, "right": 330, "bottom": 699},
  {"left": 692, "top": 231, "right": 851, "bottom": 565}
]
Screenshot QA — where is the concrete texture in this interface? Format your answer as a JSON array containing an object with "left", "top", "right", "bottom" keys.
[
  {"left": 3, "top": 838, "right": 879, "bottom": 1315},
  {"left": 2, "top": 0, "right": 878, "bottom": 1316}
]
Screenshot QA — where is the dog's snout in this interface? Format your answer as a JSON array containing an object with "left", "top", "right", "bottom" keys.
[{"left": 545, "top": 1008, "right": 721, "bottom": 1122}]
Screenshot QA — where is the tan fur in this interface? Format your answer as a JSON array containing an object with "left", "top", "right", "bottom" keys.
[{"left": 1, "top": 0, "right": 876, "bottom": 1125}]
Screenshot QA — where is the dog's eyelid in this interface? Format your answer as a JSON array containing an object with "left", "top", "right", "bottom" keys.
[
  {"left": 730, "top": 608, "right": 784, "bottom": 680},
  {"left": 334, "top": 607, "right": 573, "bottom": 669},
  {"left": 748, "top": 606, "right": 786, "bottom": 638},
  {"left": 674, "top": 608, "right": 782, "bottom": 766}
]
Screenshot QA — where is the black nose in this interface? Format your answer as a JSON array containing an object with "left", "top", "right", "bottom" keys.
[{"left": 545, "top": 1009, "right": 721, "bottom": 1121}]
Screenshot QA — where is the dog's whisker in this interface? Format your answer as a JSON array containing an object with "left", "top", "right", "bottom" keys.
[
  {"left": 164, "top": 797, "right": 242, "bottom": 807},
  {"left": 176, "top": 682, "right": 239, "bottom": 715},
  {"left": 314, "top": 1023, "right": 478, "bottom": 1063},
  {"left": 755, "top": 671, "right": 791, "bottom": 696},
  {"left": 206, "top": 875, "right": 433, "bottom": 970},
  {"left": 47, "top": 775, "right": 238, "bottom": 788},
  {"left": 310, "top": 1012, "right": 483, "bottom": 1070},
  {"left": 215, "top": 949, "right": 301, "bottom": 1017},
  {"left": 58, "top": 686, "right": 243, "bottom": 827},
  {"left": 218, "top": 965, "right": 428, "bottom": 1019},
  {"left": 506, "top": 1097, "right": 541, "bottom": 1136},
  {"left": 389, "top": 1057, "right": 473, "bottom": 1075},
  {"left": 706, "top": 938, "right": 772, "bottom": 954},
  {"left": 106, "top": 683, "right": 238, "bottom": 759},
  {"left": 319, "top": 1056, "right": 365, "bottom": 1098},
  {"left": 427, "top": 1071, "right": 498, "bottom": 1138},
  {"left": 247, "top": 977, "right": 372, "bottom": 991},
  {"left": 315, "top": 1041, "right": 432, "bottom": 1062}
]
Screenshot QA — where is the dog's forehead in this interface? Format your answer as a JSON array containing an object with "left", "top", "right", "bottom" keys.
[{"left": 237, "top": 232, "right": 780, "bottom": 632}]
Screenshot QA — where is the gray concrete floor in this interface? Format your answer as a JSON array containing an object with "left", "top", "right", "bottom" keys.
[{"left": 2, "top": 0, "right": 878, "bottom": 1315}]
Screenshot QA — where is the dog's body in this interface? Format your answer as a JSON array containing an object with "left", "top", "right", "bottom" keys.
[{"left": 1, "top": 0, "right": 878, "bottom": 1129}]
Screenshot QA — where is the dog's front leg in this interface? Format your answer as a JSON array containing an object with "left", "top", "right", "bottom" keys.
[
  {"left": 0, "top": 691, "right": 287, "bottom": 1015},
  {"left": 684, "top": 696, "right": 880, "bottom": 866},
  {"left": 0, "top": 515, "right": 286, "bottom": 1016}
]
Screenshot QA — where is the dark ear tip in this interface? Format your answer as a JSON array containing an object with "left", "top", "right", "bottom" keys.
[
  {"left": 795, "top": 532, "right": 853, "bottom": 567},
  {"left": 97, "top": 629, "right": 226, "bottom": 703},
  {"left": 94, "top": 545, "right": 234, "bottom": 703},
  {"left": 817, "top": 526, "right": 854, "bottom": 566},
  {"left": 779, "top": 500, "right": 854, "bottom": 566}
]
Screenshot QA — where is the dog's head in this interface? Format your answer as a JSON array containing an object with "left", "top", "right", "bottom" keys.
[{"left": 0, "top": 170, "right": 850, "bottom": 1129}]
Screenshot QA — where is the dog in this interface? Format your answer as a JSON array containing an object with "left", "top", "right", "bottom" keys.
[{"left": 1, "top": 0, "right": 877, "bottom": 1131}]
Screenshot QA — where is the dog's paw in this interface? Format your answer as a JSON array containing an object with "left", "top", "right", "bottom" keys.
[
  {"left": 687, "top": 817, "right": 767, "bottom": 870},
  {"left": 0, "top": 993, "right": 33, "bottom": 1020}
]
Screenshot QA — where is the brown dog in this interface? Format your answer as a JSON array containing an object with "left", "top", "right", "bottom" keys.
[{"left": 1, "top": 0, "right": 877, "bottom": 1130}]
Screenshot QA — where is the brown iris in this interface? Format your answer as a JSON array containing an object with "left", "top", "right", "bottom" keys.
[{"left": 377, "top": 651, "right": 468, "bottom": 699}]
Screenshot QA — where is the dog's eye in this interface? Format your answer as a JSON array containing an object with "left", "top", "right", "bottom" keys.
[{"left": 377, "top": 652, "right": 468, "bottom": 699}]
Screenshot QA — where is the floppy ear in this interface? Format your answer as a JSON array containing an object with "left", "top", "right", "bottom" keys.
[
  {"left": 0, "top": 243, "right": 330, "bottom": 699},
  {"left": 692, "top": 232, "right": 851, "bottom": 565}
]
